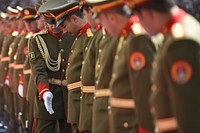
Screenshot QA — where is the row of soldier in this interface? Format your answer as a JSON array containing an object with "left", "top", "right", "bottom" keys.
[{"left": 0, "top": 0, "right": 200, "bottom": 133}]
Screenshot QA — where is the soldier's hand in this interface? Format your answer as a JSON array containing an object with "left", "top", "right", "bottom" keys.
[{"left": 43, "top": 91, "right": 54, "bottom": 114}]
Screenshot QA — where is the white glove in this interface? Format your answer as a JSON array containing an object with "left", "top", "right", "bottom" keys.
[
  {"left": 4, "top": 79, "right": 9, "bottom": 86},
  {"left": 18, "top": 84, "right": 24, "bottom": 97},
  {"left": 43, "top": 91, "right": 54, "bottom": 115}
]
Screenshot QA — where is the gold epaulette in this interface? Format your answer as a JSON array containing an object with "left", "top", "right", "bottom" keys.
[
  {"left": 33, "top": 30, "right": 48, "bottom": 38},
  {"left": 171, "top": 22, "right": 184, "bottom": 38},
  {"left": 26, "top": 32, "right": 33, "bottom": 39},
  {"left": 12, "top": 31, "right": 19, "bottom": 36},
  {"left": 131, "top": 22, "right": 144, "bottom": 35},
  {"left": 86, "top": 28, "right": 93, "bottom": 37}
]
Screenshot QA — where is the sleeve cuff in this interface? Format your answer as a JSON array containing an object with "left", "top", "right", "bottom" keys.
[{"left": 38, "top": 82, "right": 50, "bottom": 100}]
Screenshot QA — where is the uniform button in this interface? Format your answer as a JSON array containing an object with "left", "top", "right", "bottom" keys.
[
  {"left": 95, "top": 80, "right": 99, "bottom": 85},
  {"left": 123, "top": 122, "right": 129, "bottom": 128},
  {"left": 98, "top": 65, "right": 100, "bottom": 68},
  {"left": 62, "top": 69, "right": 65, "bottom": 72},
  {"left": 68, "top": 63, "right": 70, "bottom": 66},
  {"left": 62, "top": 59, "right": 65, "bottom": 62},
  {"left": 61, "top": 49, "right": 64, "bottom": 52},
  {"left": 80, "top": 96, "right": 82, "bottom": 99},
  {"left": 4, "top": 67, "right": 7, "bottom": 70},
  {"left": 151, "top": 84, "right": 157, "bottom": 92},
  {"left": 107, "top": 106, "right": 111, "bottom": 110},
  {"left": 85, "top": 47, "right": 88, "bottom": 51},
  {"left": 99, "top": 49, "right": 102, "bottom": 53},
  {"left": 115, "top": 55, "right": 119, "bottom": 60},
  {"left": 66, "top": 76, "right": 67, "bottom": 79},
  {"left": 59, "top": 39, "right": 62, "bottom": 42},
  {"left": 75, "top": 38, "right": 78, "bottom": 41},
  {"left": 82, "top": 61, "right": 85, "bottom": 65},
  {"left": 80, "top": 76, "right": 82, "bottom": 80},
  {"left": 112, "top": 73, "right": 116, "bottom": 78},
  {"left": 102, "top": 35, "right": 105, "bottom": 39},
  {"left": 71, "top": 50, "right": 74, "bottom": 53},
  {"left": 152, "top": 61, "right": 157, "bottom": 69},
  {"left": 93, "top": 96, "right": 96, "bottom": 99}
]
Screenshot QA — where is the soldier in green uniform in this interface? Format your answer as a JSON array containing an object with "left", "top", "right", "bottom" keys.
[
  {"left": 29, "top": 2, "right": 75, "bottom": 132},
  {"left": 12, "top": 8, "right": 38, "bottom": 131},
  {"left": 47, "top": 1, "right": 93, "bottom": 133},
  {"left": 0, "top": 12, "right": 6, "bottom": 116},
  {"left": 78, "top": 1, "right": 103, "bottom": 132},
  {"left": 0, "top": 6, "right": 18, "bottom": 118},
  {"left": 130, "top": 0, "right": 200, "bottom": 132},
  {"left": 87, "top": 0, "right": 156, "bottom": 133}
]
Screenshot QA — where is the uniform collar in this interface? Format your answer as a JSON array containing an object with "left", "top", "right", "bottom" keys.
[
  {"left": 121, "top": 15, "right": 136, "bottom": 38},
  {"left": 160, "top": 8, "right": 186, "bottom": 37},
  {"left": 77, "top": 23, "right": 91, "bottom": 37}
]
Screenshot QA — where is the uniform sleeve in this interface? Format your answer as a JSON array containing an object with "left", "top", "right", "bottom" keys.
[
  {"left": 28, "top": 36, "right": 49, "bottom": 99},
  {"left": 165, "top": 39, "right": 199, "bottom": 132},
  {"left": 126, "top": 34, "right": 155, "bottom": 133}
]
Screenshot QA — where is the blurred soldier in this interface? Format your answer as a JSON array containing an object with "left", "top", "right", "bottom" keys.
[
  {"left": 130, "top": 0, "right": 200, "bottom": 132},
  {"left": 28, "top": 1, "right": 75, "bottom": 132},
  {"left": 0, "top": 6, "right": 18, "bottom": 126},
  {"left": 83, "top": 1, "right": 118, "bottom": 133},
  {"left": 0, "top": 12, "right": 6, "bottom": 117},
  {"left": 78, "top": 1, "right": 103, "bottom": 132},
  {"left": 24, "top": 3, "right": 45, "bottom": 133},
  {"left": 12, "top": 7, "right": 38, "bottom": 133},
  {"left": 47, "top": 1, "right": 93, "bottom": 132},
  {"left": 87, "top": 0, "right": 156, "bottom": 133}
]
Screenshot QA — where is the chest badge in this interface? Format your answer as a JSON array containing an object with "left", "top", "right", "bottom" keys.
[
  {"left": 171, "top": 60, "right": 192, "bottom": 85},
  {"left": 130, "top": 51, "right": 146, "bottom": 71}
]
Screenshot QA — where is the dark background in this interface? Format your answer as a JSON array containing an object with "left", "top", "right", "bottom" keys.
[{"left": 0, "top": 0, "right": 200, "bottom": 21}]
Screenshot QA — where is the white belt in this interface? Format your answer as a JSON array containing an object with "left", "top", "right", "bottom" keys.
[
  {"left": 23, "top": 69, "right": 32, "bottom": 75},
  {"left": 81, "top": 85, "right": 95, "bottom": 93},
  {"left": 156, "top": 117, "right": 178, "bottom": 132},
  {"left": 110, "top": 97, "right": 135, "bottom": 109},
  {"left": 1, "top": 56, "right": 10, "bottom": 62},
  {"left": 9, "top": 63, "right": 15, "bottom": 68},
  {"left": 67, "top": 81, "right": 81, "bottom": 91},
  {"left": 95, "top": 89, "right": 111, "bottom": 98},
  {"left": 14, "top": 64, "right": 24, "bottom": 69},
  {"left": 48, "top": 78, "right": 67, "bottom": 86}
]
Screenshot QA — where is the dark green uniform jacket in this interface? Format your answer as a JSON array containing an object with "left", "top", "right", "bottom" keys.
[
  {"left": 151, "top": 8, "right": 200, "bottom": 133},
  {"left": 79, "top": 27, "right": 102, "bottom": 131},
  {"left": 109, "top": 16, "right": 156, "bottom": 133},
  {"left": 92, "top": 31, "right": 119, "bottom": 133},
  {"left": 66, "top": 23, "right": 93, "bottom": 124},
  {"left": 29, "top": 30, "right": 75, "bottom": 120}
]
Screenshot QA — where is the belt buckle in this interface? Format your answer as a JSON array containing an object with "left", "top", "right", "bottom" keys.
[{"left": 61, "top": 80, "right": 67, "bottom": 86}]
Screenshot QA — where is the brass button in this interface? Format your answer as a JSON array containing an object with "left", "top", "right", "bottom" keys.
[
  {"left": 115, "top": 55, "right": 119, "bottom": 60},
  {"left": 62, "top": 69, "right": 65, "bottom": 72},
  {"left": 152, "top": 61, "right": 157, "bottom": 69},
  {"left": 112, "top": 73, "right": 116, "bottom": 78},
  {"left": 59, "top": 39, "right": 61, "bottom": 42},
  {"left": 123, "top": 122, "right": 129, "bottom": 128},
  {"left": 80, "top": 96, "right": 82, "bottom": 99},
  {"left": 107, "top": 106, "right": 111, "bottom": 110},
  {"left": 95, "top": 80, "right": 99, "bottom": 85},
  {"left": 68, "top": 63, "right": 70, "bottom": 66},
  {"left": 82, "top": 61, "right": 85, "bottom": 65},
  {"left": 61, "top": 49, "right": 64, "bottom": 52},
  {"left": 85, "top": 47, "right": 88, "bottom": 51},
  {"left": 62, "top": 59, "right": 65, "bottom": 62},
  {"left": 71, "top": 50, "right": 74, "bottom": 53},
  {"left": 151, "top": 84, "right": 157, "bottom": 92},
  {"left": 99, "top": 49, "right": 102, "bottom": 53},
  {"left": 80, "top": 76, "right": 82, "bottom": 80},
  {"left": 98, "top": 64, "right": 100, "bottom": 68}
]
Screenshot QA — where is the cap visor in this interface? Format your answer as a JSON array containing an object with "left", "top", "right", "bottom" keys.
[{"left": 56, "top": 17, "right": 64, "bottom": 27}]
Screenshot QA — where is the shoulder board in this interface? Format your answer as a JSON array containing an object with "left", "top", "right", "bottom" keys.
[
  {"left": 171, "top": 22, "right": 185, "bottom": 38},
  {"left": 86, "top": 28, "right": 93, "bottom": 37},
  {"left": 12, "top": 31, "right": 19, "bottom": 36},
  {"left": 26, "top": 32, "right": 33, "bottom": 39},
  {"left": 131, "top": 22, "right": 144, "bottom": 35},
  {"left": 33, "top": 30, "right": 48, "bottom": 38}
]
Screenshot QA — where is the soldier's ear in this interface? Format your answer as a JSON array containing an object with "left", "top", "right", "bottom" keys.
[{"left": 70, "top": 15, "right": 78, "bottom": 23}]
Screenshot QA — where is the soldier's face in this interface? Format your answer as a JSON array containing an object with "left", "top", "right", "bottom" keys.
[
  {"left": 135, "top": 9, "right": 160, "bottom": 36},
  {"left": 60, "top": 19, "right": 78, "bottom": 35},
  {"left": 97, "top": 13, "right": 122, "bottom": 36}
]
